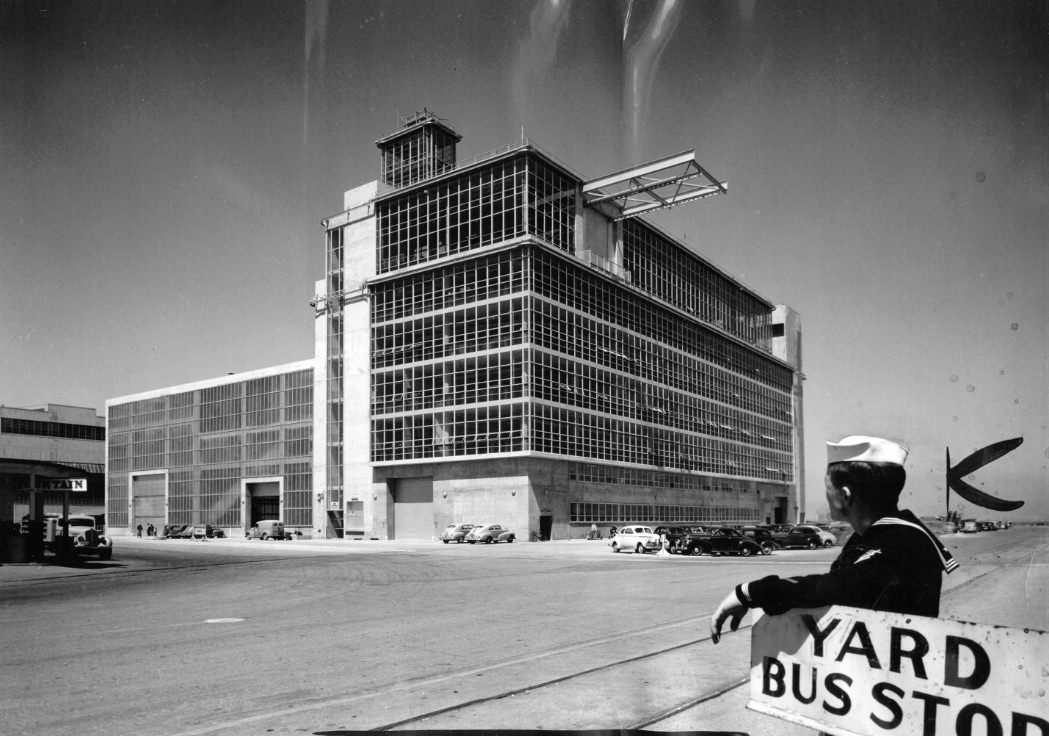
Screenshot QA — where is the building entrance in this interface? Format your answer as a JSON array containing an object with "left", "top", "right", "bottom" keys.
[
  {"left": 539, "top": 514, "right": 553, "bottom": 541},
  {"left": 774, "top": 496, "right": 789, "bottom": 524},
  {"left": 244, "top": 480, "right": 280, "bottom": 530},
  {"left": 132, "top": 473, "right": 165, "bottom": 535},
  {"left": 345, "top": 500, "right": 364, "bottom": 538},
  {"left": 391, "top": 477, "right": 433, "bottom": 539}
]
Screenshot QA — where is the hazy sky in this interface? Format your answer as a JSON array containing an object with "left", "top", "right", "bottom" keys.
[{"left": 3, "top": 1, "right": 1046, "bottom": 519}]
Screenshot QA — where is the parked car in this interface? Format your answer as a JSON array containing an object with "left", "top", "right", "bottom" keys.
[
  {"left": 739, "top": 526, "right": 779, "bottom": 555},
  {"left": 183, "top": 524, "right": 224, "bottom": 539},
  {"left": 961, "top": 519, "right": 979, "bottom": 533},
  {"left": 440, "top": 523, "right": 475, "bottom": 543},
  {"left": 977, "top": 521, "right": 998, "bottom": 532},
  {"left": 609, "top": 524, "right": 663, "bottom": 554},
  {"left": 57, "top": 514, "right": 113, "bottom": 560},
  {"left": 654, "top": 525, "right": 693, "bottom": 553},
  {"left": 247, "top": 520, "right": 287, "bottom": 540},
  {"left": 774, "top": 525, "right": 826, "bottom": 549},
  {"left": 465, "top": 523, "right": 515, "bottom": 544},
  {"left": 676, "top": 526, "right": 715, "bottom": 555},
  {"left": 696, "top": 526, "right": 764, "bottom": 556},
  {"left": 812, "top": 526, "right": 838, "bottom": 547}
]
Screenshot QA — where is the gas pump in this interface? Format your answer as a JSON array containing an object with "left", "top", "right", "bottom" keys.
[{"left": 44, "top": 517, "right": 57, "bottom": 544}]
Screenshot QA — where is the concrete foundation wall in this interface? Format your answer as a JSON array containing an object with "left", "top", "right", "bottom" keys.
[{"left": 372, "top": 458, "right": 575, "bottom": 541}]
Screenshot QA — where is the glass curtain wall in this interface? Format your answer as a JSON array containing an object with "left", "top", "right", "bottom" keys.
[
  {"left": 106, "top": 369, "right": 313, "bottom": 528},
  {"left": 530, "top": 248, "right": 794, "bottom": 481},
  {"left": 621, "top": 219, "right": 773, "bottom": 350},
  {"left": 376, "top": 153, "right": 575, "bottom": 274},
  {"left": 369, "top": 150, "right": 793, "bottom": 509}
]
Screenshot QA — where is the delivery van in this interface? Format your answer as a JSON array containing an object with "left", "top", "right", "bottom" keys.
[{"left": 247, "top": 520, "right": 286, "bottom": 540}]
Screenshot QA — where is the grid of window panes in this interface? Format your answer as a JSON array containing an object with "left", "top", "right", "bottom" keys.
[
  {"left": 380, "top": 123, "right": 459, "bottom": 189},
  {"left": 371, "top": 248, "right": 526, "bottom": 324},
  {"left": 569, "top": 502, "right": 761, "bottom": 525},
  {"left": 622, "top": 219, "right": 773, "bottom": 350},
  {"left": 533, "top": 249, "right": 790, "bottom": 394},
  {"left": 105, "top": 369, "right": 313, "bottom": 529},
  {"left": 375, "top": 153, "right": 575, "bottom": 274},
  {"left": 371, "top": 242, "right": 793, "bottom": 480},
  {"left": 530, "top": 247, "right": 794, "bottom": 481},
  {"left": 371, "top": 249, "right": 529, "bottom": 461},
  {"left": 1, "top": 417, "right": 105, "bottom": 441},
  {"left": 572, "top": 463, "right": 773, "bottom": 491}
]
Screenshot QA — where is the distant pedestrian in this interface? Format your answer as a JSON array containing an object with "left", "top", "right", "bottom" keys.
[{"left": 136, "top": 524, "right": 143, "bottom": 537}]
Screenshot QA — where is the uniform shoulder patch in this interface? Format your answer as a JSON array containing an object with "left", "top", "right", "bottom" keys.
[{"left": 854, "top": 548, "right": 883, "bottom": 564}]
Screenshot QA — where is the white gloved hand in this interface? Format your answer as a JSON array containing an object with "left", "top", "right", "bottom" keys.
[{"left": 710, "top": 587, "right": 749, "bottom": 644}]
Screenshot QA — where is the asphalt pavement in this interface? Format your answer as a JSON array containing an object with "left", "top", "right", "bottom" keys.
[{"left": 2, "top": 528, "right": 1046, "bottom": 736}]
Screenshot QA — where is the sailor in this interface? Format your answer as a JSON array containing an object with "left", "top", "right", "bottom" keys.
[{"left": 710, "top": 435, "right": 958, "bottom": 643}]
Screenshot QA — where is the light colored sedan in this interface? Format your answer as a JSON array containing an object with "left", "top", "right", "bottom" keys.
[
  {"left": 440, "top": 523, "right": 475, "bottom": 543},
  {"left": 465, "top": 523, "right": 516, "bottom": 544},
  {"left": 814, "top": 526, "right": 838, "bottom": 548},
  {"left": 609, "top": 524, "right": 663, "bottom": 554}
]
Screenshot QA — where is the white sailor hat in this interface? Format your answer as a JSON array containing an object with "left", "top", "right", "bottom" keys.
[{"left": 826, "top": 435, "right": 908, "bottom": 466}]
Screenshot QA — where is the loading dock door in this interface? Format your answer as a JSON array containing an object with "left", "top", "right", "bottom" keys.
[
  {"left": 246, "top": 481, "right": 280, "bottom": 527},
  {"left": 132, "top": 473, "right": 166, "bottom": 531},
  {"left": 393, "top": 477, "right": 434, "bottom": 540}
]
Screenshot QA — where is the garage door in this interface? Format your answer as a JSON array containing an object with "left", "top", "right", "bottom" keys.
[
  {"left": 132, "top": 473, "right": 166, "bottom": 530},
  {"left": 393, "top": 477, "right": 434, "bottom": 540}
]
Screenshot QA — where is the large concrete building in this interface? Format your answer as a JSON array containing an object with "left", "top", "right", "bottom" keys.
[
  {"left": 105, "top": 362, "right": 314, "bottom": 536},
  {"left": 1, "top": 404, "right": 106, "bottom": 523},
  {"left": 106, "top": 111, "right": 803, "bottom": 541}
]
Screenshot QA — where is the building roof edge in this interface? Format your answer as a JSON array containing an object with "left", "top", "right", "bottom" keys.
[{"left": 105, "top": 358, "right": 316, "bottom": 407}]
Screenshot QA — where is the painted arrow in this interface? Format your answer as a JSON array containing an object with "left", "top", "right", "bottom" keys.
[{"left": 946, "top": 436, "right": 1026, "bottom": 513}]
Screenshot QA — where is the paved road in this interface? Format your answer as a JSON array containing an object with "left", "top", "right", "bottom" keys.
[{"left": 1, "top": 527, "right": 1046, "bottom": 736}]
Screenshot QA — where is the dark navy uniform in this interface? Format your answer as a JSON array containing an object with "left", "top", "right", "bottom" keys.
[{"left": 739, "top": 510, "right": 957, "bottom": 617}]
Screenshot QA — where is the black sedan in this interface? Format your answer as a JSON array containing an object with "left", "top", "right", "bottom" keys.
[
  {"left": 774, "top": 524, "right": 826, "bottom": 549},
  {"left": 739, "top": 526, "right": 779, "bottom": 554},
  {"left": 697, "top": 526, "right": 764, "bottom": 556}
]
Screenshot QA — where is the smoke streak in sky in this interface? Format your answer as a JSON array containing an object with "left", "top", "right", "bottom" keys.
[
  {"left": 512, "top": 0, "right": 573, "bottom": 129},
  {"left": 303, "top": 0, "right": 330, "bottom": 145},
  {"left": 623, "top": 0, "right": 682, "bottom": 163}
]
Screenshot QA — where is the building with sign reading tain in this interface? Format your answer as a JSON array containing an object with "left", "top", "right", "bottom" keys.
[
  {"left": 105, "top": 111, "right": 803, "bottom": 541},
  {"left": 0, "top": 404, "right": 106, "bottom": 524}
]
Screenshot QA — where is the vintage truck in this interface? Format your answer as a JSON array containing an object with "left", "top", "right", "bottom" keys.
[{"left": 52, "top": 514, "right": 114, "bottom": 560}]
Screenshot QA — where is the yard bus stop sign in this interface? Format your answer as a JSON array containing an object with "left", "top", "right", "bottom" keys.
[{"left": 748, "top": 606, "right": 1048, "bottom": 736}]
